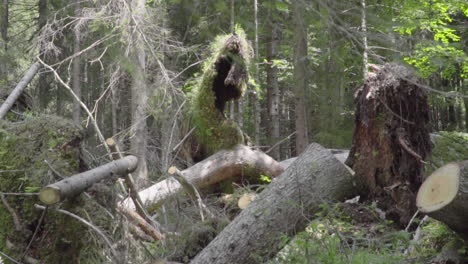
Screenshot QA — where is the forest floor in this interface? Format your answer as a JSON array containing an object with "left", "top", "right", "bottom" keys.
[{"left": 269, "top": 200, "right": 468, "bottom": 264}]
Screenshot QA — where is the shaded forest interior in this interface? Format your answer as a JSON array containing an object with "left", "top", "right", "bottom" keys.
[{"left": 0, "top": 0, "right": 467, "bottom": 263}]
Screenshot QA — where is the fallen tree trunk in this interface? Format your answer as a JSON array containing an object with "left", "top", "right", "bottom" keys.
[
  {"left": 39, "top": 155, "right": 138, "bottom": 205},
  {"left": 121, "top": 145, "right": 283, "bottom": 210},
  {"left": 190, "top": 143, "right": 358, "bottom": 264},
  {"left": 416, "top": 161, "right": 468, "bottom": 237},
  {"left": 0, "top": 62, "right": 40, "bottom": 119}
]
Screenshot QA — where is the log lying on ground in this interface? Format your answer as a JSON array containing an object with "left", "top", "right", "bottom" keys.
[
  {"left": 0, "top": 62, "right": 40, "bottom": 119},
  {"left": 416, "top": 161, "right": 468, "bottom": 236},
  {"left": 39, "top": 155, "right": 138, "bottom": 205},
  {"left": 190, "top": 143, "right": 358, "bottom": 264},
  {"left": 279, "top": 149, "right": 350, "bottom": 170},
  {"left": 121, "top": 145, "right": 283, "bottom": 210}
]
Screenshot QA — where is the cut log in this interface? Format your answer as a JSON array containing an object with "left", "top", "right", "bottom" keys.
[
  {"left": 279, "top": 149, "right": 350, "bottom": 170},
  {"left": 416, "top": 161, "right": 468, "bottom": 236},
  {"left": 0, "top": 62, "right": 40, "bottom": 119},
  {"left": 345, "top": 63, "right": 432, "bottom": 225},
  {"left": 39, "top": 155, "right": 138, "bottom": 205},
  {"left": 190, "top": 143, "right": 358, "bottom": 264},
  {"left": 121, "top": 145, "right": 283, "bottom": 210}
]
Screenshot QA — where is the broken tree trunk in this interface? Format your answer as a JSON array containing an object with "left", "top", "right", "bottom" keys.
[
  {"left": 345, "top": 63, "right": 432, "bottom": 225},
  {"left": 416, "top": 161, "right": 468, "bottom": 237},
  {"left": 190, "top": 143, "right": 358, "bottom": 264},
  {"left": 0, "top": 62, "right": 40, "bottom": 119},
  {"left": 39, "top": 155, "right": 138, "bottom": 205},
  {"left": 121, "top": 145, "right": 283, "bottom": 210}
]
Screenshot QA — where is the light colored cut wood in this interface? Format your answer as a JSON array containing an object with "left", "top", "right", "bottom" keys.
[{"left": 417, "top": 163, "right": 460, "bottom": 213}]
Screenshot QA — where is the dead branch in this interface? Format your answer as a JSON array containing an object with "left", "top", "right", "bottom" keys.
[{"left": 0, "top": 62, "right": 40, "bottom": 119}]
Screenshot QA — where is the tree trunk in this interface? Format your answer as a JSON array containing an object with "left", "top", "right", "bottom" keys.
[
  {"left": 37, "top": 0, "right": 50, "bottom": 110},
  {"left": 190, "top": 143, "right": 357, "bottom": 264},
  {"left": 292, "top": 0, "right": 309, "bottom": 155},
  {"left": 417, "top": 161, "right": 468, "bottom": 237},
  {"left": 39, "top": 156, "right": 138, "bottom": 205},
  {"left": 1, "top": 0, "right": 7, "bottom": 51},
  {"left": 0, "top": 62, "right": 40, "bottom": 119},
  {"left": 464, "top": 97, "right": 468, "bottom": 132},
  {"left": 266, "top": 16, "right": 280, "bottom": 160},
  {"left": 72, "top": 20, "right": 81, "bottom": 125},
  {"left": 121, "top": 145, "right": 284, "bottom": 210},
  {"left": 346, "top": 63, "right": 432, "bottom": 225},
  {"left": 361, "top": 0, "right": 368, "bottom": 78},
  {"left": 130, "top": 0, "right": 149, "bottom": 187},
  {"left": 253, "top": 0, "right": 261, "bottom": 146},
  {"left": 237, "top": 99, "right": 243, "bottom": 129}
]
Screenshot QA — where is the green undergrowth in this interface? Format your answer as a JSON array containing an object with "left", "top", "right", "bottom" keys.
[
  {"left": 0, "top": 115, "right": 115, "bottom": 263},
  {"left": 269, "top": 202, "right": 467, "bottom": 264},
  {"left": 189, "top": 27, "right": 253, "bottom": 155}
]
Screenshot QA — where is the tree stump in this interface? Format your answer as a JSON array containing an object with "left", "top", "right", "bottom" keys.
[{"left": 346, "top": 63, "right": 432, "bottom": 225}]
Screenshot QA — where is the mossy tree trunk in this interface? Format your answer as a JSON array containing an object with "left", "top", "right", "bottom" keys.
[
  {"left": 188, "top": 30, "right": 253, "bottom": 162},
  {"left": 345, "top": 63, "right": 432, "bottom": 225}
]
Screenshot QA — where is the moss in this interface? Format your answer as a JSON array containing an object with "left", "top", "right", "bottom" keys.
[
  {"left": 0, "top": 115, "right": 113, "bottom": 263},
  {"left": 189, "top": 28, "right": 253, "bottom": 156},
  {"left": 426, "top": 131, "right": 468, "bottom": 175}
]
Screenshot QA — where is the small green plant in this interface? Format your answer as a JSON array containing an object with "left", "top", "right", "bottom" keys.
[{"left": 259, "top": 175, "right": 272, "bottom": 183}]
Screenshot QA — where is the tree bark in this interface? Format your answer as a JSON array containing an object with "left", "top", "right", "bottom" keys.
[
  {"left": 190, "top": 143, "right": 358, "bottom": 264},
  {"left": 1, "top": 0, "right": 8, "bottom": 51},
  {"left": 39, "top": 156, "right": 138, "bottom": 205},
  {"left": 346, "top": 63, "right": 432, "bottom": 225},
  {"left": 37, "top": 0, "right": 50, "bottom": 109},
  {"left": 72, "top": 18, "right": 81, "bottom": 125},
  {"left": 253, "top": 0, "right": 261, "bottom": 146},
  {"left": 464, "top": 97, "right": 468, "bottom": 132},
  {"left": 361, "top": 0, "right": 368, "bottom": 78},
  {"left": 266, "top": 15, "right": 280, "bottom": 160},
  {"left": 130, "top": 0, "right": 149, "bottom": 187},
  {"left": 292, "top": 0, "right": 309, "bottom": 155},
  {"left": 0, "top": 62, "right": 40, "bottom": 119},
  {"left": 417, "top": 161, "right": 468, "bottom": 237},
  {"left": 121, "top": 145, "right": 284, "bottom": 210}
]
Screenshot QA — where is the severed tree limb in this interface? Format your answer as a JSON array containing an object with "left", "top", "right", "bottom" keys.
[
  {"left": 0, "top": 62, "right": 40, "bottom": 119},
  {"left": 121, "top": 145, "right": 284, "bottom": 210},
  {"left": 190, "top": 143, "right": 358, "bottom": 264},
  {"left": 39, "top": 156, "right": 138, "bottom": 205},
  {"left": 168, "top": 166, "right": 215, "bottom": 221},
  {"left": 107, "top": 138, "right": 146, "bottom": 215},
  {"left": 0, "top": 194, "right": 23, "bottom": 231},
  {"left": 416, "top": 161, "right": 468, "bottom": 237},
  {"left": 106, "top": 138, "right": 165, "bottom": 240},
  {"left": 119, "top": 207, "right": 164, "bottom": 241}
]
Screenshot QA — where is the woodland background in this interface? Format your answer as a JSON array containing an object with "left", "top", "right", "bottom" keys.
[
  {"left": 0, "top": 0, "right": 467, "bottom": 263},
  {"left": 1, "top": 0, "right": 466, "bottom": 172}
]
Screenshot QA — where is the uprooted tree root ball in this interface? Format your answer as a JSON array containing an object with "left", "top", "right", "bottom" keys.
[
  {"left": 346, "top": 63, "right": 432, "bottom": 225},
  {"left": 188, "top": 28, "right": 253, "bottom": 161}
]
